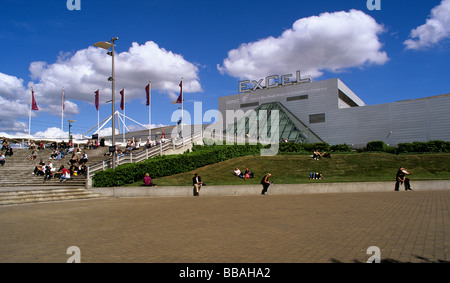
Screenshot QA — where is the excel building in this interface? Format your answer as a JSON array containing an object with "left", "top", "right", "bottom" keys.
[{"left": 218, "top": 71, "right": 450, "bottom": 147}]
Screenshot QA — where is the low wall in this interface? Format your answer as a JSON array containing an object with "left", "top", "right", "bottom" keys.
[{"left": 92, "top": 180, "right": 450, "bottom": 198}]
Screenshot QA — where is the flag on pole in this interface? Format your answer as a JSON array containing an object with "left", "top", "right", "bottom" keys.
[
  {"left": 31, "top": 89, "right": 39, "bottom": 111},
  {"left": 120, "top": 88, "right": 125, "bottom": 110},
  {"left": 62, "top": 87, "right": 65, "bottom": 110},
  {"left": 176, "top": 80, "right": 183, "bottom": 103},
  {"left": 94, "top": 90, "right": 99, "bottom": 111},
  {"left": 145, "top": 83, "right": 151, "bottom": 106},
  {"left": 61, "top": 87, "right": 65, "bottom": 132}
]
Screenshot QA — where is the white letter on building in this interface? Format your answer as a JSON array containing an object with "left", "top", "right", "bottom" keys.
[
  {"left": 239, "top": 80, "right": 251, "bottom": 93},
  {"left": 265, "top": 75, "right": 279, "bottom": 89},
  {"left": 281, "top": 74, "right": 293, "bottom": 86}
]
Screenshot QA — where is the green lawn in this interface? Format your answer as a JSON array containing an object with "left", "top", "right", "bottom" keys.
[{"left": 130, "top": 152, "right": 450, "bottom": 187}]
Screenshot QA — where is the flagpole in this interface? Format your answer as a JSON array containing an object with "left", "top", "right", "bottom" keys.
[
  {"left": 96, "top": 89, "right": 99, "bottom": 135},
  {"left": 123, "top": 88, "right": 126, "bottom": 144},
  {"left": 148, "top": 81, "right": 151, "bottom": 139},
  {"left": 28, "top": 87, "right": 32, "bottom": 137},
  {"left": 61, "top": 87, "right": 64, "bottom": 133},
  {"left": 181, "top": 78, "right": 184, "bottom": 144}
]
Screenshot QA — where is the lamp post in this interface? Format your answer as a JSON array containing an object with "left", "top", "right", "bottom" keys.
[
  {"left": 93, "top": 37, "right": 118, "bottom": 169},
  {"left": 68, "top": 120, "right": 75, "bottom": 142}
]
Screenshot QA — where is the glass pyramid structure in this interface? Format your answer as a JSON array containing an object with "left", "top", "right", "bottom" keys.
[{"left": 225, "top": 102, "right": 323, "bottom": 144}]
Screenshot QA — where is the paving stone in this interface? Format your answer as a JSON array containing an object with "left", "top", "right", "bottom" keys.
[{"left": 0, "top": 190, "right": 449, "bottom": 263}]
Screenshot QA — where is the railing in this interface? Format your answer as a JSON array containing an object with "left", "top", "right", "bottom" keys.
[
  {"left": 86, "top": 130, "right": 204, "bottom": 179},
  {"left": 85, "top": 128, "right": 278, "bottom": 179}
]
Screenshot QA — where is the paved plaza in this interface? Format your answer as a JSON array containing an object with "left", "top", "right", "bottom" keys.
[{"left": 0, "top": 190, "right": 450, "bottom": 264}]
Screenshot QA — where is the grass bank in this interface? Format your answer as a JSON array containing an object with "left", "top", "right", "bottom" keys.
[{"left": 127, "top": 153, "right": 450, "bottom": 187}]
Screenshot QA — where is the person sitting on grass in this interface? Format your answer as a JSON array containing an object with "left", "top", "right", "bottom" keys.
[
  {"left": 233, "top": 167, "right": 245, "bottom": 179},
  {"left": 321, "top": 151, "right": 331, "bottom": 159},
  {"left": 309, "top": 172, "right": 324, "bottom": 179},
  {"left": 244, "top": 168, "right": 254, "bottom": 179},
  {"left": 143, "top": 173, "right": 157, "bottom": 187},
  {"left": 312, "top": 149, "right": 320, "bottom": 160}
]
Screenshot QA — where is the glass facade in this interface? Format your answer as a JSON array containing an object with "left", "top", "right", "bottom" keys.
[{"left": 225, "top": 102, "right": 323, "bottom": 143}]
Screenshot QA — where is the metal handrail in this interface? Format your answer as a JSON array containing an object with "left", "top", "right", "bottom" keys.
[
  {"left": 86, "top": 130, "right": 204, "bottom": 178},
  {"left": 86, "top": 129, "right": 276, "bottom": 179}
]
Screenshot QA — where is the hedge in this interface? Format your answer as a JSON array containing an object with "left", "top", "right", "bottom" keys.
[
  {"left": 278, "top": 142, "right": 330, "bottom": 153},
  {"left": 397, "top": 140, "right": 450, "bottom": 153},
  {"left": 92, "top": 144, "right": 263, "bottom": 187}
]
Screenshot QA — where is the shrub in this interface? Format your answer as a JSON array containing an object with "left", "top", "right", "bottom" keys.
[
  {"left": 278, "top": 142, "right": 330, "bottom": 154},
  {"left": 397, "top": 143, "right": 414, "bottom": 153},
  {"left": 397, "top": 140, "right": 450, "bottom": 153},
  {"left": 92, "top": 144, "right": 263, "bottom": 187},
  {"left": 365, "top": 141, "right": 388, "bottom": 152},
  {"left": 330, "top": 144, "right": 352, "bottom": 152}
]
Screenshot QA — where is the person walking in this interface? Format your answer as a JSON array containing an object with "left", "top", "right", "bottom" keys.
[
  {"left": 192, "top": 173, "right": 202, "bottom": 196},
  {"left": 395, "top": 167, "right": 412, "bottom": 191},
  {"left": 261, "top": 173, "right": 272, "bottom": 195}
]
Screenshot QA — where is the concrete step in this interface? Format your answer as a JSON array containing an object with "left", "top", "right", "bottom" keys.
[
  {"left": 0, "top": 176, "right": 86, "bottom": 187},
  {"left": 0, "top": 148, "right": 112, "bottom": 188},
  {"left": 0, "top": 182, "right": 87, "bottom": 188},
  {"left": 0, "top": 188, "right": 104, "bottom": 206}
]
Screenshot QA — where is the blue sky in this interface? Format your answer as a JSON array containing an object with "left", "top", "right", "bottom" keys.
[{"left": 0, "top": 0, "right": 449, "bottom": 140}]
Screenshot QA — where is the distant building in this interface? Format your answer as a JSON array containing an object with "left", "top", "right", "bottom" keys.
[{"left": 218, "top": 74, "right": 450, "bottom": 147}]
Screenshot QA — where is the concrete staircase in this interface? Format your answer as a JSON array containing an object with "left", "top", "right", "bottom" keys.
[
  {"left": 0, "top": 146, "right": 119, "bottom": 205},
  {"left": 0, "top": 187, "right": 104, "bottom": 206},
  {"left": 0, "top": 146, "right": 115, "bottom": 188}
]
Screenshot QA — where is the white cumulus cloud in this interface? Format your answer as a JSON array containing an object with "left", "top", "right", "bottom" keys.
[
  {"left": 0, "top": 41, "right": 202, "bottom": 134},
  {"left": 404, "top": 0, "right": 450, "bottom": 50},
  {"left": 29, "top": 41, "right": 202, "bottom": 105},
  {"left": 217, "top": 9, "right": 388, "bottom": 80}
]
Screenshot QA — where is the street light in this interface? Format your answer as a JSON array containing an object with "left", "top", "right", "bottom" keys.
[
  {"left": 93, "top": 37, "right": 118, "bottom": 169},
  {"left": 68, "top": 120, "right": 75, "bottom": 142}
]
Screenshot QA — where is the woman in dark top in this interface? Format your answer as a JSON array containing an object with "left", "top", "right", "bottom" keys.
[{"left": 261, "top": 173, "right": 272, "bottom": 195}]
